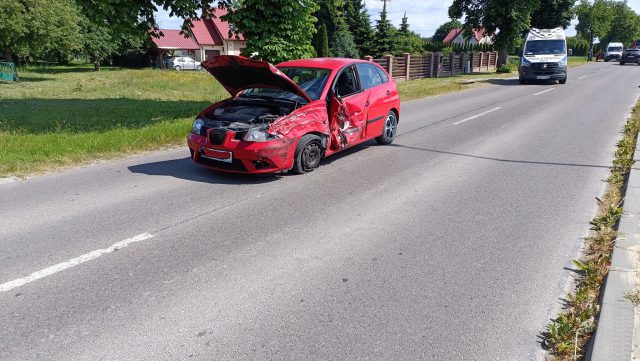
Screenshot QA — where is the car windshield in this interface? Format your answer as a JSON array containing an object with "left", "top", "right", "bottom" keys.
[
  {"left": 241, "top": 67, "right": 331, "bottom": 102},
  {"left": 608, "top": 47, "right": 622, "bottom": 52},
  {"left": 524, "top": 40, "right": 566, "bottom": 55}
]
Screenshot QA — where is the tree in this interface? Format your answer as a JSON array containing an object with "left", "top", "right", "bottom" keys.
[
  {"left": 80, "top": 17, "right": 119, "bottom": 71},
  {"left": 601, "top": 1, "right": 640, "bottom": 48},
  {"left": 449, "top": 0, "right": 540, "bottom": 65},
  {"left": 331, "top": 23, "right": 359, "bottom": 58},
  {"left": 344, "top": 0, "right": 375, "bottom": 56},
  {"left": 395, "top": 13, "right": 425, "bottom": 55},
  {"left": 373, "top": 0, "right": 397, "bottom": 56},
  {"left": 432, "top": 20, "right": 462, "bottom": 42},
  {"left": 531, "top": 0, "right": 575, "bottom": 29},
  {"left": 222, "top": 0, "right": 318, "bottom": 63},
  {"left": 575, "top": 0, "right": 616, "bottom": 60},
  {"left": 315, "top": 24, "right": 330, "bottom": 57},
  {"left": 0, "top": 0, "right": 82, "bottom": 77}
]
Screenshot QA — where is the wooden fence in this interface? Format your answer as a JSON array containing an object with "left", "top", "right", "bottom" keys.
[{"left": 364, "top": 52, "right": 499, "bottom": 82}]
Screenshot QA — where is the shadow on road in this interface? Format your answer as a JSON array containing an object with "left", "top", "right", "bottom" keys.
[
  {"left": 483, "top": 78, "right": 560, "bottom": 86},
  {"left": 390, "top": 144, "right": 610, "bottom": 169},
  {"left": 128, "top": 157, "right": 282, "bottom": 184}
]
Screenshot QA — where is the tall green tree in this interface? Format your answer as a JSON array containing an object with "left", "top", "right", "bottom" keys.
[
  {"left": 344, "top": 0, "right": 375, "bottom": 56},
  {"left": 601, "top": 1, "right": 640, "bottom": 47},
  {"left": 575, "top": 0, "right": 616, "bottom": 59},
  {"left": 373, "top": 0, "right": 397, "bottom": 56},
  {"left": 432, "top": 20, "right": 462, "bottom": 42},
  {"left": 449, "top": 0, "right": 540, "bottom": 65},
  {"left": 0, "top": 0, "right": 82, "bottom": 77},
  {"left": 395, "top": 13, "right": 425, "bottom": 54},
  {"left": 331, "top": 23, "right": 359, "bottom": 58},
  {"left": 80, "top": 17, "right": 119, "bottom": 71},
  {"left": 315, "top": 23, "right": 330, "bottom": 57},
  {"left": 222, "top": 0, "right": 318, "bottom": 63},
  {"left": 531, "top": 0, "right": 575, "bottom": 29}
]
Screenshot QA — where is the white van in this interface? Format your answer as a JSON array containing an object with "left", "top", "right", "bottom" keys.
[
  {"left": 604, "top": 42, "right": 624, "bottom": 62},
  {"left": 518, "top": 27, "right": 568, "bottom": 84}
]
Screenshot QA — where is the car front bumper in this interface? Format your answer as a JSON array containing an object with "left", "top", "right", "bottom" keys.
[
  {"left": 187, "top": 132, "right": 296, "bottom": 174},
  {"left": 621, "top": 56, "right": 640, "bottom": 63},
  {"left": 519, "top": 64, "right": 567, "bottom": 80}
]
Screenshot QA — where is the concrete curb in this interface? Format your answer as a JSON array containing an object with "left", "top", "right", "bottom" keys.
[{"left": 589, "top": 144, "right": 640, "bottom": 360}]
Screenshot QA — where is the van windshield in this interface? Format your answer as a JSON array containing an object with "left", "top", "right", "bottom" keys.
[
  {"left": 524, "top": 40, "right": 566, "bottom": 55},
  {"left": 608, "top": 47, "right": 623, "bottom": 52}
]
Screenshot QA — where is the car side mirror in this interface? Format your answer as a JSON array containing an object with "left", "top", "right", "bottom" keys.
[{"left": 517, "top": 50, "right": 523, "bottom": 57}]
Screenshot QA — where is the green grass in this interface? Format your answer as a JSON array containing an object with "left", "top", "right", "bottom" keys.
[
  {"left": 397, "top": 71, "right": 515, "bottom": 102},
  {"left": 0, "top": 65, "right": 228, "bottom": 177},
  {"left": 543, "top": 102, "right": 640, "bottom": 360}
]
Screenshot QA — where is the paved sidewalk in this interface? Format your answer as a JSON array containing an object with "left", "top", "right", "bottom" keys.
[{"left": 589, "top": 142, "right": 640, "bottom": 360}]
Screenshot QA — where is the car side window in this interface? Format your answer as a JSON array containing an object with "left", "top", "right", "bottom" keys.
[
  {"left": 373, "top": 65, "right": 389, "bottom": 83},
  {"left": 356, "top": 63, "right": 383, "bottom": 89},
  {"left": 335, "top": 66, "right": 360, "bottom": 97}
]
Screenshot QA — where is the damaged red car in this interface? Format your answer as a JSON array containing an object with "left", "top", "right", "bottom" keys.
[{"left": 187, "top": 56, "right": 400, "bottom": 174}]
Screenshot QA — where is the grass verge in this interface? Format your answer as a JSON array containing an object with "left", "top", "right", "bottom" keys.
[{"left": 543, "top": 101, "right": 640, "bottom": 360}]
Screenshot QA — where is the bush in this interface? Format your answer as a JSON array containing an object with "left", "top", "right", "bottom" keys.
[{"left": 496, "top": 63, "right": 513, "bottom": 73}]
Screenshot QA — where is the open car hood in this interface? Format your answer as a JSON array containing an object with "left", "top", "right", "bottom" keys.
[{"left": 202, "top": 56, "right": 311, "bottom": 102}]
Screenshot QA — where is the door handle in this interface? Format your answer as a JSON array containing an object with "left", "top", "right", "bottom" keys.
[
  {"left": 365, "top": 101, "right": 370, "bottom": 107},
  {"left": 386, "top": 90, "right": 391, "bottom": 96}
]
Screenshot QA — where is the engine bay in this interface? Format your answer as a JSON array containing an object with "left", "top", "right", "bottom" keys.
[{"left": 198, "top": 98, "right": 296, "bottom": 133}]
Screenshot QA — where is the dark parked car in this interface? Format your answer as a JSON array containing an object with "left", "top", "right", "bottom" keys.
[{"left": 620, "top": 49, "right": 640, "bottom": 65}]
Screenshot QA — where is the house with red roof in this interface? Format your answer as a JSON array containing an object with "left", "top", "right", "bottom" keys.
[
  {"left": 150, "top": 8, "right": 246, "bottom": 65},
  {"left": 442, "top": 28, "right": 492, "bottom": 45},
  {"left": 150, "top": 29, "right": 200, "bottom": 61},
  {"left": 187, "top": 8, "right": 246, "bottom": 61}
]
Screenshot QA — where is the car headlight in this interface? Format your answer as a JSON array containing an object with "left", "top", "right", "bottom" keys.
[
  {"left": 244, "top": 126, "right": 280, "bottom": 142},
  {"left": 558, "top": 57, "right": 567, "bottom": 67},
  {"left": 192, "top": 118, "right": 204, "bottom": 134},
  {"left": 520, "top": 58, "right": 531, "bottom": 67}
]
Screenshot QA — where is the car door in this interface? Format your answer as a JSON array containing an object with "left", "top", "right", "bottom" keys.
[
  {"left": 355, "top": 63, "right": 390, "bottom": 138},
  {"left": 328, "top": 65, "right": 370, "bottom": 150}
]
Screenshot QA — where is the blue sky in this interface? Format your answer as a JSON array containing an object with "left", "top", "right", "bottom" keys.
[{"left": 155, "top": 0, "right": 640, "bottom": 38}]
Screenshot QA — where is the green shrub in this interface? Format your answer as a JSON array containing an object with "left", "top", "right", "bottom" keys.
[{"left": 496, "top": 63, "right": 513, "bottom": 73}]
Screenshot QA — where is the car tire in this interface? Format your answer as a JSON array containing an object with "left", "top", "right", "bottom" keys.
[
  {"left": 293, "top": 134, "right": 324, "bottom": 174},
  {"left": 519, "top": 76, "right": 526, "bottom": 85},
  {"left": 174, "top": 65, "right": 182, "bottom": 71},
  {"left": 375, "top": 111, "right": 398, "bottom": 145},
  {"left": 559, "top": 77, "right": 567, "bottom": 84},
  {"left": 621, "top": 62, "right": 625, "bottom": 65}
]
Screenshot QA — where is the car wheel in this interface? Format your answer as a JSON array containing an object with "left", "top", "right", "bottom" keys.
[
  {"left": 559, "top": 77, "right": 567, "bottom": 84},
  {"left": 174, "top": 65, "right": 182, "bottom": 71},
  {"left": 293, "top": 134, "right": 324, "bottom": 174},
  {"left": 375, "top": 111, "right": 398, "bottom": 145},
  {"left": 197, "top": 65, "right": 202, "bottom": 71},
  {"left": 519, "top": 76, "right": 526, "bottom": 85},
  {"left": 621, "top": 62, "right": 625, "bottom": 65}
]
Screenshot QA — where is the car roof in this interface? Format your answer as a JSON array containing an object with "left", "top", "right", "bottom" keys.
[{"left": 276, "top": 57, "right": 373, "bottom": 70}]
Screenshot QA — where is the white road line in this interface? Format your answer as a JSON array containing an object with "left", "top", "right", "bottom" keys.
[
  {"left": 533, "top": 88, "right": 555, "bottom": 96},
  {"left": 578, "top": 75, "right": 587, "bottom": 79},
  {"left": 453, "top": 107, "right": 502, "bottom": 126},
  {"left": 0, "top": 233, "right": 154, "bottom": 292}
]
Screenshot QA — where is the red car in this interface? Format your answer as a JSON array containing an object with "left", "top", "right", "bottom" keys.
[{"left": 187, "top": 56, "right": 400, "bottom": 174}]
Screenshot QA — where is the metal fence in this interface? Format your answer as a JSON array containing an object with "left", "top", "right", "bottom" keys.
[{"left": 364, "top": 52, "right": 499, "bottom": 82}]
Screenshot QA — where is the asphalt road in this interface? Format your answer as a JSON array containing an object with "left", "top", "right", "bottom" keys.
[{"left": 2, "top": 61, "right": 639, "bottom": 360}]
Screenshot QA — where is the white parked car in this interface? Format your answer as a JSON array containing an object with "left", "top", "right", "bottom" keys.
[{"left": 167, "top": 56, "right": 202, "bottom": 71}]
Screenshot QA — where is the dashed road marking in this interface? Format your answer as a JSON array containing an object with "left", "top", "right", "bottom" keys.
[
  {"left": 0, "top": 233, "right": 154, "bottom": 292},
  {"left": 578, "top": 75, "right": 587, "bottom": 79},
  {"left": 453, "top": 107, "right": 502, "bottom": 126},
  {"left": 533, "top": 88, "right": 555, "bottom": 96}
]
